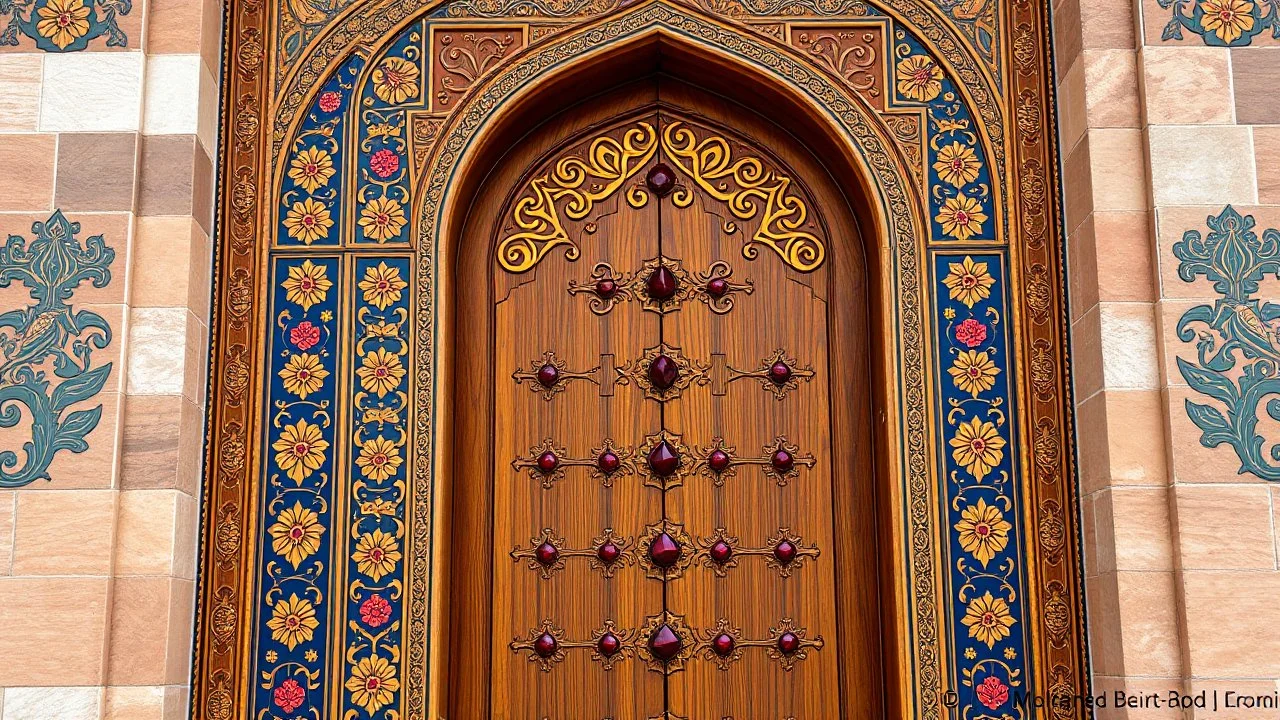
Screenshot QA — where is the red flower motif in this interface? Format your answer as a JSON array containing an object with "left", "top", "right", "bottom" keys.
[
  {"left": 976, "top": 675, "right": 1008, "bottom": 710},
  {"left": 290, "top": 321, "right": 321, "bottom": 351},
  {"left": 273, "top": 678, "right": 306, "bottom": 714},
  {"left": 369, "top": 149, "right": 400, "bottom": 179},
  {"left": 360, "top": 593, "right": 393, "bottom": 628},
  {"left": 318, "top": 91, "right": 342, "bottom": 113},
  {"left": 955, "top": 318, "right": 988, "bottom": 348}
]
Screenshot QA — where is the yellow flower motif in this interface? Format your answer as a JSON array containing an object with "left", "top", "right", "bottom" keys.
[
  {"left": 267, "top": 594, "right": 319, "bottom": 651},
  {"left": 279, "top": 353, "right": 329, "bottom": 399},
  {"left": 948, "top": 349, "right": 1001, "bottom": 398},
  {"left": 954, "top": 497, "right": 1012, "bottom": 567},
  {"left": 942, "top": 256, "right": 997, "bottom": 308},
  {"left": 950, "top": 416, "right": 1007, "bottom": 481},
  {"left": 943, "top": 307, "right": 956, "bottom": 320},
  {"left": 1200, "top": 0, "right": 1255, "bottom": 43},
  {"left": 963, "top": 647, "right": 977, "bottom": 660},
  {"left": 356, "top": 348, "right": 406, "bottom": 396},
  {"left": 320, "top": 310, "right": 334, "bottom": 323},
  {"left": 267, "top": 502, "right": 325, "bottom": 568},
  {"left": 933, "top": 141, "right": 983, "bottom": 188},
  {"left": 304, "top": 649, "right": 318, "bottom": 662},
  {"left": 281, "top": 259, "right": 333, "bottom": 311},
  {"left": 36, "top": 0, "right": 91, "bottom": 49},
  {"left": 371, "top": 56, "right": 420, "bottom": 105},
  {"left": 345, "top": 654, "right": 401, "bottom": 714},
  {"left": 284, "top": 198, "right": 334, "bottom": 245},
  {"left": 358, "top": 198, "right": 408, "bottom": 243},
  {"left": 265, "top": 650, "right": 279, "bottom": 663},
  {"left": 287, "top": 147, "right": 336, "bottom": 193},
  {"left": 359, "top": 262, "right": 408, "bottom": 310},
  {"left": 272, "top": 419, "right": 330, "bottom": 484},
  {"left": 356, "top": 435, "right": 403, "bottom": 482},
  {"left": 1004, "top": 647, "right": 1017, "bottom": 660},
  {"left": 895, "top": 54, "right": 943, "bottom": 102},
  {"left": 935, "top": 193, "right": 989, "bottom": 242},
  {"left": 353, "top": 529, "right": 402, "bottom": 582},
  {"left": 961, "top": 591, "right": 1016, "bottom": 649}
]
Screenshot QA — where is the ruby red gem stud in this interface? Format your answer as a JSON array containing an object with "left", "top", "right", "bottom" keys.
[
  {"left": 712, "top": 633, "right": 735, "bottom": 657},
  {"left": 777, "top": 631, "right": 801, "bottom": 655},
  {"left": 707, "top": 449, "right": 731, "bottom": 473},
  {"left": 646, "top": 266, "right": 678, "bottom": 300},
  {"left": 536, "top": 364, "right": 560, "bottom": 388},
  {"left": 534, "top": 632, "right": 558, "bottom": 658},
  {"left": 646, "top": 163, "right": 676, "bottom": 198},
  {"left": 649, "top": 532, "right": 682, "bottom": 568},
  {"left": 648, "top": 441, "right": 680, "bottom": 477},
  {"left": 534, "top": 542, "right": 559, "bottom": 567},
  {"left": 709, "top": 540, "right": 733, "bottom": 565},
  {"left": 648, "top": 354, "right": 680, "bottom": 390},
  {"left": 595, "top": 278, "right": 617, "bottom": 298},
  {"left": 597, "top": 541, "right": 621, "bottom": 565},
  {"left": 774, "top": 540, "right": 797, "bottom": 565},
  {"left": 537, "top": 451, "right": 559, "bottom": 473},
  {"left": 597, "top": 450, "right": 620, "bottom": 475},
  {"left": 597, "top": 632, "right": 621, "bottom": 657},
  {"left": 768, "top": 361, "right": 792, "bottom": 385},
  {"left": 649, "top": 624, "right": 682, "bottom": 660},
  {"left": 771, "top": 449, "right": 795, "bottom": 472}
]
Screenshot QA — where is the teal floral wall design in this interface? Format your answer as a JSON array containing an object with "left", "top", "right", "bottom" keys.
[
  {"left": 1, "top": 0, "right": 131, "bottom": 51},
  {"left": 1159, "top": 0, "right": 1279, "bottom": 45},
  {"left": 1175, "top": 206, "right": 1280, "bottom": 480},
  {"left": 0, "top": 211, "right": 114, "bottom": 488}
]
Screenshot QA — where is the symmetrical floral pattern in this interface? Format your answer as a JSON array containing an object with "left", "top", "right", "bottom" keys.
[
  {"left": 1160, "top": 0, "right": 1280, "bottom": 45},
  {"left": 1174, "top": 206, "right": 1280, "bottom": 480},
  {"left": 0, "top": 211, "right": 114, "bottom": 488},
  {"left": 893, "top": 33, "right": 995, "bottom": 243},
  {"left": 935, "top": 253, "right": 1026, "bottom": 715},
  {"left": 1, "top": 0, "right": 131, "bottom": 51},
  {"left": 254, "top": 256, "right": 339, "bottom": 717},
  {"left": 355, "top": 31, "right": 418, "bottom": 245}
]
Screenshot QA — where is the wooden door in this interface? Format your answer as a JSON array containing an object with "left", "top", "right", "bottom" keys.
[{"left": 451, "top": 81, "right": 881, "bottom": 720}]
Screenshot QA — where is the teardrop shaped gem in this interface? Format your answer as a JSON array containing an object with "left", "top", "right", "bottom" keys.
[
  {"left": 534, "top": 632, "right": 558, "bottom": 658},
  {"left": 597, "top": 632, "right": 621, "bottom": 657},
  {"left": 647, "top": 441, "right": 680, "bottom": 477},
  {"left": 648, "top": 532, "right": 682, "bottom": 568},
  {"left": 646, "top": 266, "right": 678, "bottom": 300},
  {"left": 709, "top": 540, "right": 733, "bottom": 565},
  {"left": 597, "top": 450, "right": 620, "bottom": 475},
  {"left": 646, "top": 163, "right": 676, "bottom": 198},
  {"left": 648, "top": 624, "right": 682, "bottom": 661},
  {"left": 648, "top": 354, "right": 680, "bottom": 390}
]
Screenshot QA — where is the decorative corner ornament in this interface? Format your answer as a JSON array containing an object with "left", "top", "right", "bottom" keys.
[
  {"left": 0, "top": 211, "right": 114, "bottom": 488},
  {"left": 1, "top": 0, "right": 132, "bottom": 51},
  {"left": 1173, "top": 205, "right": 1280, "bottom": 480}
]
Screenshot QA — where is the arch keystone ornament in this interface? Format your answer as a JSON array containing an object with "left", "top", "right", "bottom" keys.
[{"left": 196, "top": 0, "right": 1087, "bottom": 719}]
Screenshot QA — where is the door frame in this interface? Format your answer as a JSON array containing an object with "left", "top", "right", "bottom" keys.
[{"left": 194, "top": 3, "right": 1088, "bottom": 720}]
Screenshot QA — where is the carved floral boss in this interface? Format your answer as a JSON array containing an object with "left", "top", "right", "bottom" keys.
[{"left": 496, "top": 120, "right": 827, "bottom": 274}]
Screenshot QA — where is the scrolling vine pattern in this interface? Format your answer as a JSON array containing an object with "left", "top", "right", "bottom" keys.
[
  {"left": 496, "top": 119, "right": 827, "bottom": 274},
  {"left": 0, "top": 211, "right": 114, "bottom": 488},
  {"left": 1174, "top": 206, "right": 1280, "bottom": 480}
]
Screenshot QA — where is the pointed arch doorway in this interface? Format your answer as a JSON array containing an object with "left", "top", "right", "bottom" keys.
[{"left": 448, "top": 76, "right": 889, "bottom": 719}]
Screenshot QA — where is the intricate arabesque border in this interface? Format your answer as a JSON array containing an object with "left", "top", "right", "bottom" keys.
[{"left": 195, "top": 0, "right": 1087, "bottom": 718}]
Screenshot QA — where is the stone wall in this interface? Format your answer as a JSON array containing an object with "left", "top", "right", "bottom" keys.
[
  {"left": 1058, "top": 0, "right": 1280, "bottom": 714},
  {"left": 0, "top": 0, "right": 218, "bottom": 714}
]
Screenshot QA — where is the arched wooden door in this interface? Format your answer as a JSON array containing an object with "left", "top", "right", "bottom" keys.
[{"left": 451, "top": 80, "right": 882, "bottom": 720}]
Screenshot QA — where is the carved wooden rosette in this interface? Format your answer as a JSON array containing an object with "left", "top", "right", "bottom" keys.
[{"left": 615, "top": 343, "right": 711, "bottom": 402}]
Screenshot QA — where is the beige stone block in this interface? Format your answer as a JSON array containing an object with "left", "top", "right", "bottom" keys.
[
  {"left": 137, "top": 134, "right": 195, "bottom": 217},
  {"left": 146, "top": 0, "right": 205, "bottom": 53},
  {"left": 120, "top": 394, "right": 182, "bottom": 490},
  {"left": 1093, "top": 676, "right": 1186, "bottom": 720},
  {"left": 3, "top": 686, "right": 102, "bottom": 720},
  {"left": 1081, "top": 491, "right": 1099, "bottom": 576},
  {"left": 55, "top": 132, "right": 139, "bottom": 212},
  {"left": 192, "top": 139, "right": 215, "bottom": 235},
  {"left": 130, "top": 216, "right": 195, "bottom": 307},
  {"left": 1071, "top": 304, "right": 1104, "bottom": 401},
  {"left": 1274, "top": 486, "right": 1280, "bottom": 567},
  {"left": 1100, "top": 302, "right": 1160, "bottom": 390},
  {"left": 0, "top": 491, "right": 13, "bottom": 574},
  {"left": 126, "top": 308, "right": 188, "bottom": 396},
  {"left": 176, "top": 399, "right": 204, "bottom": 497},
  {"left": 188, "top": 221, "right": 212, "bottom": 324},
  {"left": 1148, "top": 125, "right": 1257, "bottom": 206},
  {"left": 1057, "top": 57, "right": 1087, "bottom": 155},
  {"left": 1110, "top": 486, "right": 1176, "bottom": 571},
  {"left": 0, "top": 134, "right": 55, "bottom": 211},
  {"left": 1182, "top": 571, "right": 1280, "bottom": 677},
  {"left": 72, "top": 303, "right": 126, "bottom": 396},
  {"left": 113, "top": 489, "right": 181, "bottom": 576},
  {"left": 104, "top": 686, "right": 165, "bottom": 720},
  {"left": 1094, "top": 211, "right": 1156, "bottom": 303},
  {"left": 1116, "top": 570, "right": 1182, "bottom": 677},
  {"left": 1155, "top": 205, "right": 1234, "bottom": 301},
  {"left": 1063, "top": 134, "right": 1095, "bottom": 232},
  {"left": 1052, "top": 0, "right": 1082, "bottom": 70},
  {"left": 183, "top": 310, "right": 209, "bottom": 405},
  {"left": 1091, "top": 489, "right": 1116, "bottom": 574},
  {"left": 0, "top": 577, "right": 109, "bottom": 686},
  {"left": 1085, "top": 571, "right": 1124, "bottom": 676},
  {"left": 1164, "top": 385, "right": 1264, "bottom": 484},
  {"left": 107, "top": 577, "right": 189, "bottom": 685},
  {"left": 1080, "top": 0, "right": 1136, "bottom": 49},
  {"left": 1067, "top": 213, "right": 1098, "bottom": 322},
  {"left": 0, "top": 55, "right": 42, "bottom": 132},
  {"left": 1141, "top": 47, "right": 1233, "bottom": 125},
  {"left": 11, "top": 489, "right": 115, "bottom": 575},
  {"left": 162, "top": 686, "right": 188, "bottom": 720},
  {"left": 1084, "top": 49, "right": 1141, "bottom": 128},
  {"left": 142, "top": 55, "right": 200, "bottom": 136},
  {"left": 1088, "top": 129, "right": 1149, "bottom": 212},
  {"left": 172, "top": 490, "right": 197, "bottom": 580},
  {"left": 1102, "top": 390, "right": 1169, "bottom": 486},
  {"left": 1174, "top": 484, "right": 1276, "bottom": 569},
  {"left": 1233, "top": 48, "right": 1280, "bottom": 125},
  {"left": 1257, "top": 126, "right": 1280, "bottom": 206},
  {"left": 1076, "top": 391, "right": 1109, "bottom": 495},
  {"left": 39, "top": 52, "right": 143, "bottom": 133},
  {"left": 197, "top": 62, "right": 218, "bottom": 156}
]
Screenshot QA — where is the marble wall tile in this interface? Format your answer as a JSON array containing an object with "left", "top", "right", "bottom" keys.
[
  {"left": 1148, "top": 125, "right": 1258, "bottom": 206},
  {"left": 1256, "top": 126, "right": 1280, "bottom": 205},
  {"left": 1100, "top": 302, "right": 1161, "bottom": 390},
  {"left": 112, "top": 490, "right": 181, "bottom": 576},
  {"left": 1087, "top": 129, "right": 1149, "bottom": 212},
  {"left": 1115, "top": 570, "right": 1183, "bottom": 677},
  {"left": 1232, "top": 48, "right": 1280, "bottom": 125},
  {"left": 39, "top": 53, "right": 143, "bottom": 133},
  {"left": 137, "top": 135, "right": 195, "bottom": 217},
  {"left": 1108, "top": 487, "right": 1177, "bottom": 572},
  {"left": 0, "top": 134, "right": 56, "bottom": 211},
  {"left": 145, "top": 0, "right": 206, "bottom": 54},
  {"left": 119, "top": 395, "right": 182, "bottom": 491},
  {"left": 142, "top": 56, "right": 200, "bottom": 136},
  {"left": 103, "top": 686, "right": 164, "bottom": 720},
  {"left": 3, "top": 686, "right": 102, "bottom": 720},
  {"left": 1141, "top": 47, "right": 1234, "bottom": 125},
  {"left": 1094, "top": 211, "right": 1156, "bottom": 303},
  {"left": 107, "top": 577, "right": 176, "bottom": 685},
  {"left": 0, "top": 55, "right": 43, "bottom": 132},
  {"left": 125, "top": 308, "right": 188, "bottom": 396},
  {"left": 1084, "top": 49, "right": 1141, "bottom": 128}
]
